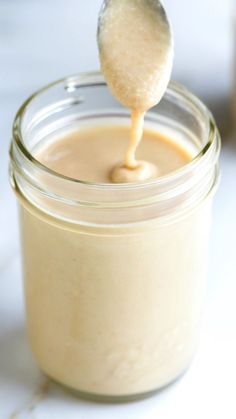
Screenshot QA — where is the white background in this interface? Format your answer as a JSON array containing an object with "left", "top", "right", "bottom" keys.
[{"left": 0, "top": 1, "right": 236, "bottom": 418}]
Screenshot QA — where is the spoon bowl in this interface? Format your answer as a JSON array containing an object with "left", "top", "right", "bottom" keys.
[{"left": 97, "top": 0, "right": 174, "bottom": 111}]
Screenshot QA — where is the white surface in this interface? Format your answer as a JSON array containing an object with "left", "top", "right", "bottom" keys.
[{"left": 0, "top": 0, "right": 236, "bottom": 418}]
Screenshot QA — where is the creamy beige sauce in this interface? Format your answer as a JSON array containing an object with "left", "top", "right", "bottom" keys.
[
  {"left": 22, "top": 125, "right": 211, "bottom": 399},
  {"left": 37, "top": 126, "right": 191, "bottom": 183},
  {"left": 21, "top": 195, "right": 211, "bottom": 397},
  {"left": 98, "top": 0, "right": 173, "bottom": 181},
  {"left": 15, "top": 0, "right": 212, "bottom": 400}
]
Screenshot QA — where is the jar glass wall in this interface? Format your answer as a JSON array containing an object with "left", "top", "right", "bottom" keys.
[{"left": 10, "top": 73, "right": 220, "bottom": 401}]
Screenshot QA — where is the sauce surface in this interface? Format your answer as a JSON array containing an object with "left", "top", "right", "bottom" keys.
[{"left": 37, "top": 125, "right": 191, "bottom": 183}]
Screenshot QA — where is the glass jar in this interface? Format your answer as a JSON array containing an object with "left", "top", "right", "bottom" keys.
[{"left": 10, "top": 72, "right": 220, "bottom": 402}]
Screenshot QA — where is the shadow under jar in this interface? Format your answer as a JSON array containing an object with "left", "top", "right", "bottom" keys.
[{"left": 10, "top": 72, "right": 220, "bottom": 402}]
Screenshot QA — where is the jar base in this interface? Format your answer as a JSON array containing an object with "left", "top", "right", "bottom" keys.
[{"left": 46, "top": 367, "right": 190, "bottom": 404}]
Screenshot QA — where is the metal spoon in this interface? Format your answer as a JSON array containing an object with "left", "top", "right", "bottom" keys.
[
  {"left": 97, "top": 0, "right": 173, "bottom": 111},
  {"left": 97, "top": 0, "right": 171, "bottom": 41}
]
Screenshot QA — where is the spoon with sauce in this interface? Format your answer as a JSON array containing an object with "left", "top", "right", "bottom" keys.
[{"left": 98, "top": 0, "right": 174, "bottom": 183}]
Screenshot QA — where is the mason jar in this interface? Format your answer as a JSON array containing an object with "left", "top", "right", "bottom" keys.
[{"left": 9, "top": 72, "right": 220, "bottom": 402}]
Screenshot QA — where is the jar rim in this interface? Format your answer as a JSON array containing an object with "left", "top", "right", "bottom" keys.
[{"left": 12, "top": 72, "right": 220, "bottom": 192}]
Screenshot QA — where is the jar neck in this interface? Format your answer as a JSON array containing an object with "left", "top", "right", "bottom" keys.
[{"left": 10, "top": 74, "right": 221, "bottom": 226}]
